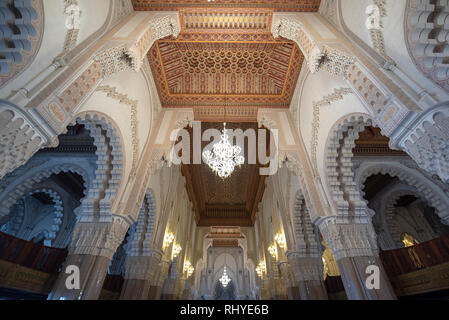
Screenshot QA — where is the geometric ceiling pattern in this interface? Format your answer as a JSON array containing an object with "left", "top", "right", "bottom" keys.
[
  {"left": 354, "top": 126, "right": 407, "bottom": 157},
  {"left": 149, "top": 41, "right": 302, "bottom": 108},
  {"left": 148, "top": 8, "right": 305, "bottom": 109},
  {"left": 132, "top": 0, "right": 321, "bottom": 12}
]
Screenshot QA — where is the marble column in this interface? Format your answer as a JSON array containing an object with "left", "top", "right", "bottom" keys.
[
  {"left": 268, "top": 261, "right": 288, "bottom": 300},
  {"left": 148, "top": 259, "right": 170, "bottom": 300},
  {"left": 287, "top": 253, "right": 328, "bottom": 300},
  {"left": 181, "top": 278, "right": 194, "bottom": 300},
  {"left": 257, "top": 279, "right": 271, "bottom": 300},
  {"left": 48, "top": 216, "right": 130, "bottom": 300},
  {"left": 278, "top": 261, "right": 300, "bottom": 300},
  {"left": 318, "top": 218, "right": 397, "bottom": 300},
  {"left": 161, "top": 258, "right": 184, "bottom": 300},
  {"left": 119, "top": 252, "right": 162, "bottom": 300}
]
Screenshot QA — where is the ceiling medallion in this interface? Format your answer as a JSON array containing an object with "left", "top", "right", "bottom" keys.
[
  {"left": 203, "top": 122, "right": 245, "bottom": 179},
  {"left": 219, "top": 266, "right": 231, "bottom": 288}
]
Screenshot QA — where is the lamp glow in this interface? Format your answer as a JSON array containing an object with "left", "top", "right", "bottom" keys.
[
  {"left": 275, "top": 233, "right": 287, "bottom": 249},
  {"left": 172, "top": 244, "right": 182, "bottom": 258},
  {"left": 163, "top": 232, "right": 174, "bottom": 250},
  {"left": 268, "top": 244, "right": 277, "bottom": 259},
  {"left": 219, "top": 266, "right": 231, "bottom": 288}
]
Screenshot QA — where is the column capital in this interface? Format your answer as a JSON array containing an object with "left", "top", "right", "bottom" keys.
[
  {"left": 94, "top": 12, "right": 181, "bottom": 77},
  {"left": 69, "top": 215, "right": 131, "bottom": 259},
  {"left": 271, "top": 14, "right": 355, "bottom": 77},
  {"left": 394, "top": 102, "right": 449, "bottom": 185},
  {"left": 317, "top": 217, "right": 378, "bottom": 261}
]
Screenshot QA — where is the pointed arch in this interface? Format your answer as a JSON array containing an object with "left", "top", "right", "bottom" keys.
[{"left": 74, "top": 111, "right": 125, "bottom": 221}]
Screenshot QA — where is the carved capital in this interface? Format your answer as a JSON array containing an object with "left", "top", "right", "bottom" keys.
[
  {"left": 397, "top": 104, "right": 449, "bottom": 184},
  {"left": 317, "top": 217, "right": 378, "bottom": 261},
  {"left": 271, "top": 17, "right": 354, "bottom": 77},
  {"left": 69, "top": 215, "right": 131, "bottom": 259},
  {"left": 94, "top": 14, "right": 180, "bottom": 77}
]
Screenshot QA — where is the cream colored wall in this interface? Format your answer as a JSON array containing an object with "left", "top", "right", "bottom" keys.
[
  {"left": 339, "top": 0, "right": 449, "bottom": 103},
  {"left": 79, "top": 67, "right": 159, "bottom": 212},
  {"left": 0, "top": 0, "right": 112, "bottom": 99},
  {"left": 296, "top": 70, "right": 368, "bottom": 207},
  {"left": 77, "top": 0, "right": 111, "bottom": 45},
  {"left": 146, "top": 164, "right": 198, "bottom": 280}
]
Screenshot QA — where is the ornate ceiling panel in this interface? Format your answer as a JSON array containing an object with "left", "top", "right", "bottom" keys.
[
  {"left": 208, "top": 227, "right": 243, "bottom": 247},
  {"left": 182, "top": 123, "right": 266, "bottom": 226},
  {"left": 132, "top": 0, "right": 321, "bottom": 12},
  {"left": 354, "top": 127, "right": 407, "bottom": 157},
  {"left": 147, "top": 7, "right": 304, "bottom": 111}
]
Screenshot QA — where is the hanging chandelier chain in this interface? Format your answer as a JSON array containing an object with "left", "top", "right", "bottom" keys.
[{"left": 202, "top": 73, "right": 245, "bottom": 179}]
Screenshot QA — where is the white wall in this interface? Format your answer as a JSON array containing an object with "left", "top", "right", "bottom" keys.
[
  {"left": 297, "top": 70, "right": 369, "bottom": 207},
  {"left": 79, "top": 68, "right": 155, "bottom": 189},
  {"left": 1, "top": 0, "right": 111, "bottom": 99},
  {"left": 340, "top": 0, "right": 449, "bottom": 103}
]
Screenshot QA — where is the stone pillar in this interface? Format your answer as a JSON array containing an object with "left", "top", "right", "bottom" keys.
[
  {"left": 268, "top": 261, "right": 288, "bottom": 300},
  {"left": 278, "top": 261, "right": 300, "bottom": 300},
  {"left": 318, "top": 218, "right": 397, "bottom": 300},
  {"left": 161, "top": 258, "right": 184, "bottom": 300},
  {"left": 48, "top": 216, "right": 130, "bottom": 300},
  {"left": 287, "top": 253, "right": 328, "bottom": 300},
  {"left": 119, "top": 252, "right": 162, "bottom": 300},
  {"left": 148, "top": 259, "right": 170, "bottom": 300},
  {"left": 181, "top": 277, "right": 194, "bottom": 300},
  {"left": 255, "top": 278, "right": 268, "bottom": 300}
]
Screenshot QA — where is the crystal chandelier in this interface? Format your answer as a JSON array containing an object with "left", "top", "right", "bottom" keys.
[
  {"left": 219, "top": 266, "right": 231, "bottom": 288},
  {"left": 184, "top": 261, "right": 195, "bottom": 278},
  {"left": 255, "top": 261, "right": 266, "bottom": 278},
  {"left": 172, "top": 244, "right": 182, "bottom": 258},
  {"left": 268, "top": 243, "right": 277, "bottom": 259},
  {"left": 163, "top": 232, "right": 174, "bottom": 250},
  {"left": 202, "top": 122, "right": 244, "bottom": 179},
  {"left": 275, "top": 233, "right": 287, "bottom": 249}
]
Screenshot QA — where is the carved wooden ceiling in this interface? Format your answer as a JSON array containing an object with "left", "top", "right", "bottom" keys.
[
  {"left": 181, "top": 122, "right": 267, "bottom": 226},
  {"left": 354, "top": 127, "right": 407, "bottom": 157},
  {"left": 207, "top": 226, "right": 244, "bottom": 247},
  {"left": 132, "top": 0, "right": 321, "bottom": 12},
  {"left": 356, "top": 126, "right": 407, "bottom": 201},
  {"left": 147, "top": 7, "right": 306, "bottom": 119}
]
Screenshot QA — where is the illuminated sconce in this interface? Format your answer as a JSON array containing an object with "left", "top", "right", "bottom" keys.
[
  {"left": 163, "top": 232, "right": 174, "bottom": 250},
  {"left": 268, "top": 243, "right": 277, "bottom": 259},
  {"left": 275, "top": 233, "right": 286, "bottom": 250},
  {"left": 172, "top": 243, "right": 182, "bottom": 258},
  {"left": 255, "top": 261, "right": 266, "bottom": 278},
  {"left": 184, "top": 261, "right": 195, "bottom": 278}
]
